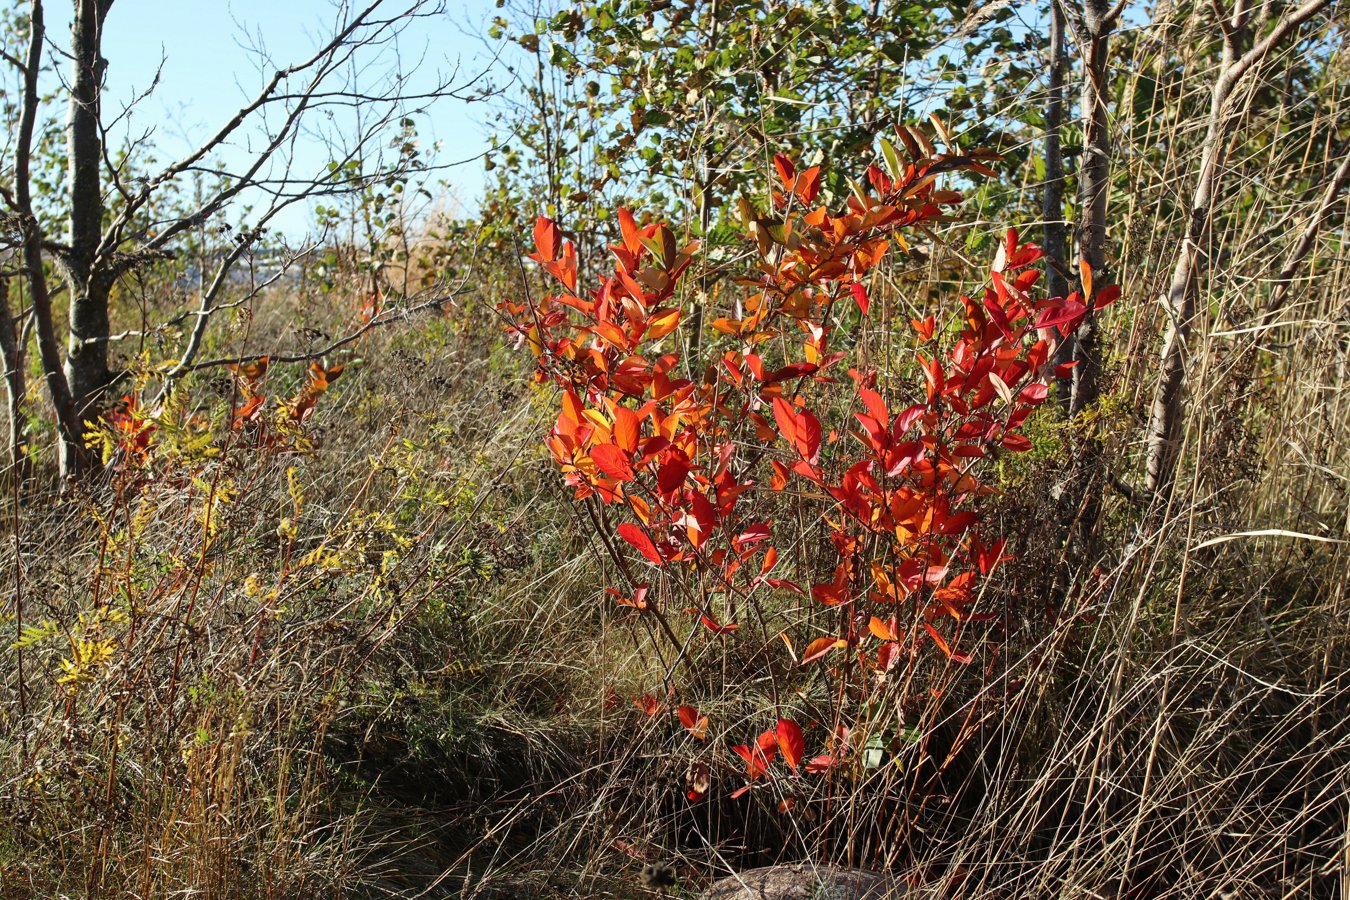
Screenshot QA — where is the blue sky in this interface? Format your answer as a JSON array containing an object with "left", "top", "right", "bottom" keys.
[{"left": 47, "top": 0, "right": 506, "bottom": 236}]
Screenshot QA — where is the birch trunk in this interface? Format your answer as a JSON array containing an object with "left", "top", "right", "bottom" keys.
[{"left": 1143, "top": 0, "right": 1332, "bottom": 498}]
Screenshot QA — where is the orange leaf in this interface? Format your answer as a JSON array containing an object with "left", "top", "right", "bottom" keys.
[
  {"left": 801, "top": 636, "right": 847, "bottom": 664},
  {"left": 923, "top": 622, "right": 972, "bottom": 664},
  {"left": 591, "top": 320, "right": 631, "bottom": 350},
  {"left": 534, "top": 215, "right": 560, "bottom": 262},
  {"left": 608, "top": 583, "right": 649, "bottom": 609},
  {"left": 646, "top": 308, "right": 681, "bottom": 341},
  {"left": 612, "top": 406, "right": 640, "bottom": 454},
  {"left": 868, "top": 616, "right": 896, "bottom": 641},
  {"left": 679, "top": 705, "right": 709, "bottom": 740}
]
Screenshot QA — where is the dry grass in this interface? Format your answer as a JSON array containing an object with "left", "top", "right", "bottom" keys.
[{"left": 1, "top": 253, "right": 1347, "bottom": 897}]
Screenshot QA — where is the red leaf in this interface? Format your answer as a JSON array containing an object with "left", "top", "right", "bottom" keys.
[
  {"left": 940, "top": 511, "right": 978, "bottom": 535},
  {"left": 618, "top": 523, "right": 664, "bottom": 564},
  {"left": 795, "top": 407, "right": 822, "bottom": 464},
  {"left": 920, "top": 355, "right": 945, "bottom": 405},
  {"left": 633, "top": 694, "right": 661, "bottom": 716},
  {"left": 776, "top": 719, "right": 805, "bottom": 770},
  {"left": 591, "top": 443, "right": 635, "bottom": 481},
  {"left": 764, "top": 362, "right": 819, "bottom": 384},
  {"left": 686, "top": 490, "right": 718, "bottom": 547},
  {"left": 1094, "top": 284, "right": 1121, "bottom": 310},
  {"left": 617, "top": 207, "right": 641, "bottom": 254},
  {"left": 733, "top": 523, "right": 772, "bottom": 553},
  {"left": 1018, "top": 382, "right": 1049, "bottom": 404},
  {"left": 805, "top": 754, "right": 838, "bottom": 774},
  {"left": 686, "top": 760, "right": 711, "bottom": 800},
  {"left": 700, "top": 612, "right": 740, "bottom": 635},
  {"left": 732, "top": 734, "right": 775, "bottom": 779},
  {"left": 975, "top": 536, "right": 1008, "bottom": 575},
  {"left": 657, "top": 453, "right": 690, "bottom": 494},
  {"left": 773, "top": 153, "right": 796, "bottom": 189},
  {"left": 859, "top": 387, "right": 888, "bottom": 425},
  {"left": 850, "top": 282, "right": 870, "bottom": 315},
  {"left": 810, "top": 581, "right": 847, "bottom": 606},
  {"left": 1035, "top": 298, "right": 1088, "bottom": 331},
  {"left": 678, "top": 705, "right": 709, "bottom": 740},
  {"left": 755, "top": 729, "right": 779, "bottom": 770},
  {"left": 771, "top": 397, "right": 798, "bottom": 445}
]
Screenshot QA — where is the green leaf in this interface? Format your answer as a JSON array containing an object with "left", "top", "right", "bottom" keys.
[{"left": 879, "top": 137, "right": 901, "bottom": 179}]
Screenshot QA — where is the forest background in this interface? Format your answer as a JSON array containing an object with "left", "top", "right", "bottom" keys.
[{"left": 0, "top": 0, "right": 1347, "bottom": 897}]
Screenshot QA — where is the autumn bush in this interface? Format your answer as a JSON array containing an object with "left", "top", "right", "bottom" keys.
[
  {"left": 494, "top": 119, "right": 1347, "bottom": 896},
  {"left": 503, "top": 120, "right": 1100, "bottom": 768}
]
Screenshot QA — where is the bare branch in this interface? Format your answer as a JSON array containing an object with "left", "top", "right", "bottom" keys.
[
  {"left": 167, "top": 218, "right": 314, "bottom": 377},
  {"left": 1259, "top": 149, "right": 1350, "bottom": 329}
]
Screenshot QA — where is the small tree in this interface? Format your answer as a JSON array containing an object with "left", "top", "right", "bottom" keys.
[
  {"left": 0, "top": 0, "right": 473, "bottom": 482},
  {"left": 503, "top": 123, "right": 1120, "bottom": 804}
]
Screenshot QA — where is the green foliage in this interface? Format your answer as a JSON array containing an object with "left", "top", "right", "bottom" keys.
[{"left": 480, "top": 0, "right": 971, "bottom": 256}]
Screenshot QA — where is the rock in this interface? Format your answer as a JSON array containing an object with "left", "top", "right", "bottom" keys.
[{"left": 703, "top": 864, "right": 936, "bottom": 899}]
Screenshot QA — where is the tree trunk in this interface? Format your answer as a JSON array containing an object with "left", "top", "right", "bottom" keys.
[
  {"left": 1142, "top": 0, "right": 1331, "bottom": 499},
  {"left": 1143, "top": 57, "right": 1230, "bottom": 500},
  {"left": 16, "top": 1, "right": 84, "bottom": 479},
  {"left": 687, "top": 0, "right": 719, "bottom": 371},
  {"left": 1071, "top": 20, "right": 1112, "bottom": 419},
  {"left": 1258, "top": 151, "right": 1350, "bottom": 331},
  {"left": 1056, "top": 0, "right": 1119, "bottom": 548},
  {"left": 0, "top": 278, "right": 31, "bottom": 486},
  {"left": 1044, "top": 0, "right": 1071, "bottom": 414},
  {"left": 63, "top": 0, "right": 113, "bottom": 449}
]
